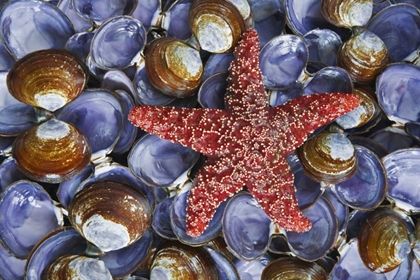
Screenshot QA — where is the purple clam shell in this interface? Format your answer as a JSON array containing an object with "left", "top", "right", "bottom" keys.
[
  {"left": 288, "top": 152, "right": 322, "bottom": 210},
  {"left": 303, "top": 67, "right": 353, "bottom": 95},
  {"left": 0, "top": 157, "right": 28, "bottom": 192},
  {"left": 55, "top": 89, "right": 124, "bottom": 161},
  {"left": 234, "top": 253, "right": 274, "bottom": 280},
  {"left": 128, "top": 134, "right": 200, "bottom": 188},
  {"left": 90, "top": 16, "right": 146, "bottom": 70},
  {"left": 0, "top": 137, "right": 14, "bottom": 156},
  {"left": 73, "top": 0, "right": 138, "bottom": 24},
  {"left": 202, "top": 53, "right": 233, "bottom": 81},
  {"left": 26, "top": 227, "right": 88, "bottom": 279},
  {"left": 285, "top": 196, "right": 338, "bottom": 261},
  {"left": 323, "top": 188, "right": 348, "bottom": 234},
  {"left": 222, "top": 192, "right": 271, "bottom": 261},
  {"left": 0, "top": 42, "right": 15, "bottom": 71},
  {"left": 268, "top": 235, "right": 291, "bottom": 254},
  {"left": 0, "top": 0, "right": 74, "bottom": 59},
  {"left": 377, "top": 63, "right": 420, "bottom": 124},
  {"left": 0, "top": 243, "right": 26, "bottom": 280},
  {"left": 303, "top": 29, "right": 342, "bottom": 66},
  {"left": 0, "top": 71, "right": 36, "bottom": 136},
  {"left": 331, "top": 239, "right": 411, "bottom": 279},
  {"left": 284, "top": 0, "right": 348, "bottom": 39},
  {"left": 0, "top": 180, "right": 62, "bottom": 259},
  {"left": 171, "top": 188, "right": 226, "bottom": 245},
  {"left": 369, "top": 126, "right": 416, "bottom": 153},
  {"left": 269, "top": 82, "right": 303, "bottom": 107},
  {"left": 204, "top": 246, "right": 240, "bottom": 280},
  {"left": 164, "top": 0, "right": 192, "bottom": 40},
  {"left": 133, "top": 62, "right": 175, "bottom": 106},
  {"left": 198, "top": 72, "right": 228, "bottom": 109},
  {"left": 100, "top": 229, "right": 153, "bottom": 278},
  {"left": 65, "top": 31, "right": 95, "bottom": 62},
  {"left": 367, "top": 4, "right": 420, "bottom": 62},
  {"left": 101, "top": 70, "right": 137, "bottom": 99},
  {"left": 254, "top": 10, "right": 285, "bottom": 48},
  {"left": 349, "top": 136, "right": 388, "bottom": 158},
  {"left": 383, "top": 148, "right": 420, "bottom": 212},
  {"left": 57, "top": 162, "right": 94, "bottom": 209},
  {"left": 131, "top": 0, "right": 161, "bottom": 29},
  {"left": 152, "top": 196, "right": 177, "bottom": 240},
  {"left": 76, "top": 163, "right": 156, "bottom": 207},
  {"left": 332, "top": 145, "right": 387, "bottom": 210},
  {"left": 260, "top": 34, "right": 308, "bottom": 89},
  {"left": 57, "top": 0, "right": 93, "bottom": 33}
]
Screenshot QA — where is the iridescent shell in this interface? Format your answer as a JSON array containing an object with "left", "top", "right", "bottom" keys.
[
  {"left": 303, "top": 29, "right": 342, "bottom": 66},
  {"left": 68, "top": 181, "right": 152, "bottom": 252},
  {"left": 188, "top": 0, "right": 249, "bottom": 53},
  {"left": 0, "top": 241, "right": 26, "bottom": 279},
  {"left": 261, "top": 256, "right": 328, "bottom": 280},
  {"left": 297, "top": 132, "right": 357, "bottom": 184},
  {"left": 358, "top": 208, "right": 411, "bottom": 273},
  {"left": 7, "top": 49, "right": 87, "bottom": 112},
  {"left": 46, "top": 255, "right": 113, "bottom": 280},
  {"left": 321, "top": 0, "right": 373, "bottom": 28},
  {"left": 337, "top": 30, "right": 389, "bottom": 84},
  {"left": 198, "top": 72, "right": 228, "bottom": 109},
  {"left": 150, "top": 242, "right": 219, "bottom": 279},
  {"left": 12, "top": 119, "right": 91, "bottom": 184},
  {"left": 303, "top": 67, "right": 353, "bottom": 96},
  {"left": 145, "top": 37, "right": 203, "bottom": 98}
]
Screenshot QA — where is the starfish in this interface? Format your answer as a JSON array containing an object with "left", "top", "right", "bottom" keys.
[{"left": 129, "top": 28, "right": 360, "bottom": 237}]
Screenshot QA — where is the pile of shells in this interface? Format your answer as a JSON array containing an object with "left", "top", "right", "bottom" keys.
[{"left": 1, "top": 0, "right": 420, "bottom": 279}]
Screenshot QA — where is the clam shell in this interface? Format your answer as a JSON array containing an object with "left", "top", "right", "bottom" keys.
[
  {"left": 188, "top": 0, "right": 248, "bottom": 53},
  {"left": 145, "top": 37, "right": 203, "bottom": 98},
  {"left": 150, "top": 242, "right": 218, "bottom": 280},
  {"left": 369, "top": 126, "right": 416, "bottom": 153},
  {"left": 0, "top": 180, "right": 62, "bottom": 259},
  {"left": 69, "top": 181, "right": 152, "bottom": 252},
  {"left": 358, "top": 208, "right": 411, "bottom": 273},
  {"left": 0, "top": 42, "right": 15, "bottom": 71},
  {"left": 303, "top": 29, "right": 342, "bottom": 66},
  {"left": 26, "top": 228, "right": 88, "bottom": 279},
  {"left": 153, "top": 197, "right": 177, "bottom": 240},
  {"left": 234, "top": 253, "right": 274, "bottom": 280},
  {"left": 377, "top": 63, "right": 420, "bottom": 124},
  {"left": 337, "top": 30, "right": 389, "bottom": 84},
  {"left": 0, "top": 157, "right": 28, "bottom": 192},
  {"left": 367, "top": 3, "right": 420, "bottom": 62},
  {"left": 302, "top": 66, "right": 353, "bottom": 96},
  {"left": 73, "top": 0, "right": 138, "bottom": 25},
  {"left": 297, "top": 132, "right": 357, "bottom": 184},
  {"left": 261, "top": 256, "right": 328, "bottom": 280},
  {"left": 321, "top": 0, "right": 373, "bottom": 28},
  {"left": 7, "top": 49, "right": 87, "bottom": 112},
  {"left": 12, "top": 119, "right": 91, "bottom": 184},
  {"left": 57, "top": 0, "right": 93, "bottom": 33},
  {"left": 0, "top": 242, "right": 26, "bottom": 280},
  {"left": 198, "top": 72, "right": 228, "bottom": 109},
  {"left": 0, "top": 0, "right": 74, "bottom": 59},
  {"left": 90, "top": 16, "right": 146, "bottom": 70},
  {"left": 163, "top": 0, "right": 192, "bottom": 40},
  {"left": 131, "top": 0, "right": 161, "bottom": 30},
  {"left": 64, "top": 31, "right": 95, "bottom": 62},
  {"left": 46, "top": 255, "right": 113, "bottom": 280}
]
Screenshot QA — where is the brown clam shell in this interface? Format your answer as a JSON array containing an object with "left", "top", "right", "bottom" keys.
[
  {"left": 358, "top": 208, "right": 411, "bottom": 273},
  {"left": 337, "top": 30, "right": 389, "bottom": 84},
  {"left": 261, "top": 256, "right": 328, "bottom": 280},
  {"left": 68, "top": 181, "right": 152, "bottom": 252},
  {"left": 12, "top": 119, "right": 91, "bottom": 184},
  {"left": 321, "top": 0, "right": 373, "bottom": 28},
  {"left": 150, "top": 242, "right": 218, "bottom": 280},
  {"left": 7, "top": 49, "right": 87, "bottom": 112},
  {"left": 188, "top": 0, "right": 248, "bottom": 53},
  {"left": 297, "top": 132, "right": 357, "bottom": 184},
  {"left": 46, "top": 255, "right": 112, "bottom": 280},
  {"left": 145, "top": 37, "right": 203, "bottom": 98}
]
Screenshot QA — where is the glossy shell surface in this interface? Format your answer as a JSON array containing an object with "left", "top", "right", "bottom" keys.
[
  {"left": 7, "top": 49, "right": 87, "bottom": 112},
  {"left": 261, "top": 256, "right": 328, "bottom": 280},
  {"left": 69, "top": 181, "right": 152, "bottom": 252},
  {"left": 321, "top": 0, "right": 373, "bottom": 28},
  {"left": 12, "top": 119, "right": 91, "bottom": 183}
]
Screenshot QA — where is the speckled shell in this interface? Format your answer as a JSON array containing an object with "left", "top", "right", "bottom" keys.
[
  {"left": 7, "top": 49, "right": 87, "bottom": 112},
  {"left": 145, "top": 37, "right": 203, "bottom": 98},
  {"left": 321, "top": 0, "right": 373, "bottom": 28},
  {"left": 12, "top": 119, "right": 91, "bottom": 184},
  {"left": 358, "top": 208, "right": 411, "bottom": 273},
  {"left": 337, "top": 30, "right": 389, "bottom": 84},
  {"left": 188, "top": 0, "right": 249, "bottom": 53},
  {"left": 68, "top": 181, "right": 152, "bottom": 252},
  {"left": 261, "top": 256, "right": 328, "bottom": 280},
  {"left": 46, "top": 255, "right": 113, "bottom": 280},
  {"left": 297, "top": 132, "right": 357, "bottom": 184},
  {"left": 149, "top": 242, "right": 219, "bottom": 279}
]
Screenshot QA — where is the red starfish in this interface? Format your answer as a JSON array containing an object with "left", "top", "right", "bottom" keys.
[{"left": 129, "top": 28, "right": 359, "bottom": 237}]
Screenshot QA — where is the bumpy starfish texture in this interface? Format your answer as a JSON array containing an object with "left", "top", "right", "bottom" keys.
[{"left": 129, "top": 28, "right": 360, "bottom": 237}]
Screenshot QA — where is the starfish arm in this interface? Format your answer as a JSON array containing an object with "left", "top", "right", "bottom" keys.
[
  {"left": 246, "top": 158, "right": 311, "bottom": 232},
  {"left": 270, "top": 93, "right": 360, "bottom": 154},
  {"left": 225, "top": 28, "right": 268, "bottom": 115},
  {"left": 186, "top": 157, "right": 247, "bottom": 237},
  {"left": 129, "top": 106, "right": 232, "bottom": 156}
]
